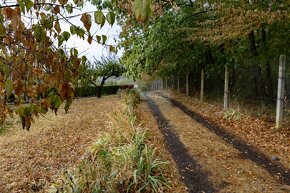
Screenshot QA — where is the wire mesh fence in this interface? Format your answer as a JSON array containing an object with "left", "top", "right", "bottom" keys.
[{"left": 150, "top": 55, "right": 290, "bottom": 126}]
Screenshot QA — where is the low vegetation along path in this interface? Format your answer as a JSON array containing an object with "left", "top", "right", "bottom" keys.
[{"left": 145, "top": 92, "right": 290, "bottom": 193}]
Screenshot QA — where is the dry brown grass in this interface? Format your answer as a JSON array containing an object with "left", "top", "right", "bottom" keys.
[{"left": 0, "top": 96, "right": 118, "bottom": 193}]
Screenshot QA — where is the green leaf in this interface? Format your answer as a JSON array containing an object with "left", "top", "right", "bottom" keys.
[
  {"left": 106, "top": 12, "right": 115, "bottom": 26},
  {"left": 66, "top": 3, "right": 73, "bottom": 14},
  {"left": 24, "top": 0, "right": 34, "bottom": 11},
  {"left": 64, "top": 69, "right": 72, "bottom": 81},
  {"left": 70, "top": 25, "right": 76, "bottom": 34},
  {"left": 94, "top": 11, "right": 105, "bottom": 28},
  {"left": 58, "top": 35, "right": 65, "bottom": 46},
  {"left": 33, "top": 25, "right": 46, "bottom": 42},
  {"left": 81, "top": 56, "right": 87, "bottom": 65},
  {"left": 62, "top": 31, "right": 71, "bottom": 41},
  {"left": 73, "top": 0, "right": 83, "bottom": 6},
  {"left": 133, "top": 0, "right": 142, "bottom": 21},
  {"left": 102, "top": 35, "right": 107, "bottom": 45},
  {"left": 5, "top": 79, "right": 13, "bottom": 97},
  {"left": 76, "top": 28, "right": 85, "bottom": 39},
  {"left": 141, "top": 0, "right": 152, "bottom": 22},
  {"left": 0, "top": 24, "right": 6, "bottom": 36},
  {"left": 70, "top": 48, "right": 78, "bottom": 57},
  {"left": 96, "top": 35, "right": 101, "bottom": 43},
  {"left": 58, "top": 0, "right": 68, "bottom": 6},
  {"left": 19, "top": 1, "right": 26, "bottom": 13},
  {"left": 51, "top": 95, "right": 62, "bottom": 108}
]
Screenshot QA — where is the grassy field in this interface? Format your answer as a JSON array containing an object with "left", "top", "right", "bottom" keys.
[
  {"left": 0, "top": 96, "right": 118, "bottom": 192},
  {"left": 0, "top": 94, "right": 185, "bottom": 193}
]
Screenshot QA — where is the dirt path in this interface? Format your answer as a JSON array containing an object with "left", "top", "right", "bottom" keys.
[
  {"left": 145, "top": 92, "right": 290, "bottom": 192},
  {"left": 0, "top": 96, "right": 117, "bottom": 193},
  {"left": 147, "top": 96, "right": 216, "bottom": 193}
]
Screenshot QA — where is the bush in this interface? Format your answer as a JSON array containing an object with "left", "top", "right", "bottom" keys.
[{"left": 75, "top": 85, "right": 120, "bottom": 97}]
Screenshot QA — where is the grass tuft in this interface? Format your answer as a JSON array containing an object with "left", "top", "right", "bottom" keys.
[{"left": 49, "top": 90, "right": 170, "bottom": 193}]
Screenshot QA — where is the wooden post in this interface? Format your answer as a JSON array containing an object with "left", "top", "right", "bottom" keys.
[
  {"left": 224, "top": 64, "right": 229, "bottom": 110},
  {"left": 177, "top": 75, "right": 180, "bottom": 93},
  {"left": 200, "top": 68, "right": 205, "bottom": 101},
  {"left": 186, "top": 72, "right": 189, "bottom": 96},
  {"left": 276, "top": 55, "right": 286, "bottom": 128}
]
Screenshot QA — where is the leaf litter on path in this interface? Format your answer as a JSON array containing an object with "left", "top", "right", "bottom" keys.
[{"left": 145, "top": 92, "right": 289, "bottom": 192}]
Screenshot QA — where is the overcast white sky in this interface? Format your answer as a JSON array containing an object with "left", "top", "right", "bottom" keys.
[
  {"left": 0, "top": 0, "right": 122, "bottom": 61},
  {"left": 58, "top": 1, "right": 123, "bottom": 61}
]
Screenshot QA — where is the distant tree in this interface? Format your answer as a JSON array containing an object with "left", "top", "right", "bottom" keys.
[{"left": 90, "top": 56, "right": 126, "bottom": 98}]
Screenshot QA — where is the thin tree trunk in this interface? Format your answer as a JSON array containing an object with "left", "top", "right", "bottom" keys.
[
  {"left": 248, "top": 31, "right": 266, "bottom": 99},
  {"left": 261, "top": 28, "right": 274, "bottom": 102},
  {"left": 186, "top": 72, "right": 189, "bottom": 96},
  {"left": 165, "top": 77, "right": 168, "bottom": 90},
  {"left": 200, "top": 68, "right": 205, "bottom": 101},
  {"left": 177, "top": 75, "right": 180, "bottom": 93},
  {"left": 97, "top": 78, "right": 106, "bottom": 98},
  {"left": 224, "top": 64, "right": 229, "bottom": 110}
]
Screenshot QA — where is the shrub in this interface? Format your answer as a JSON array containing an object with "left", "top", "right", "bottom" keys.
[
  {"left": 75, "top": 85, "right": 120, "bottom": 97},
  {"left": 49, "top": 90, "right": 170, "bottom": 193}
]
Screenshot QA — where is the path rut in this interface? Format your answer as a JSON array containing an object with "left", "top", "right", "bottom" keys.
[{"left": 145, "top": 92, "right": 290, "bottom": 193}]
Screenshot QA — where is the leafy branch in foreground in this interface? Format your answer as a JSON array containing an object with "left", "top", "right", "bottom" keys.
[{"left": 0, "top": 0, "right": 119, "bottom": 130}]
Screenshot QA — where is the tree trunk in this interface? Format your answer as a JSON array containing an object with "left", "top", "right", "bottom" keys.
[
  {"left": 165, "top": 77, "right": 168, "bottom": 90},
  {"left": 200, "top": 68, "right": 205, "bottom": 101},
  {"left": 261, "top": 28, "right": 274, "bottom": 102},
  {"left": 97, "top": 78, "right": 106, "bottom": 98},
  {"left": 177, "top": 75, "right": 180, "bottom": 93},
  {"left": 186, "top": 72, "right": 189, "bottom": 96},
  {"left": 248, "top": 31, "right": 266, "bottom": 99},
  {"left": 224, "top": 64, "right": 229, "bottom": 110}
]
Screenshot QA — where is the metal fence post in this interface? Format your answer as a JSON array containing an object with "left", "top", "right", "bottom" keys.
[{"left": 276, "top": 55, "right": 286, "bottom": 128}]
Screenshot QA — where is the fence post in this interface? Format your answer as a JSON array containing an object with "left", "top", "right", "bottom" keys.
[
  {"left": 224, "top": 64, "right": 229, "bottom": 110},
  {"left": 186, "top": 72, "right": 189, "bottom": 96},
  {"left": 200, "top": 68, "right": 205, "bottom": 101},
  {"left": 276, "top": 55, "right": 286, "bottom": 129}
]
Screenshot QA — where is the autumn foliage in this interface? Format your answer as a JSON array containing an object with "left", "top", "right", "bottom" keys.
[{"left": 0, "top": 0, "right": 118, "bottom": 130}]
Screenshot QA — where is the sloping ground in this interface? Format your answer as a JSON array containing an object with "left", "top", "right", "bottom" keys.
[
  {"left": 169, "top": 92, "right": 289, "bottom": 169},
  {"left": 143, "top": 92, "right": 289, "bottom": 192},
  {"left": 0, "top": 96, "right": 117, "bottom": 193}
]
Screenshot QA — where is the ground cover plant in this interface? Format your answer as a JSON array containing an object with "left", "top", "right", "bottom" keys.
[{"left": 49, "top": 89, "right": 171, "bottom": 193}]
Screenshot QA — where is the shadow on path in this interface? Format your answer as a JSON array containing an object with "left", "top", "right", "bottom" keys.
[
  {"left": 156, "top": 92, "right": 290, "bottom": 186},
  {"left": 146, "top": 94, "right": 216, "bottom": 193}
]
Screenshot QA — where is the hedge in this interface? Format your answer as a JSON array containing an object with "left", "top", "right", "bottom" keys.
[{"left": 75, "top": 85, "right": 121, "bottom": 97}]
